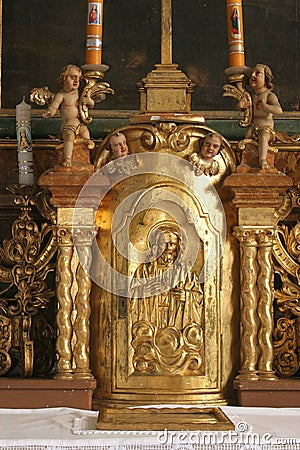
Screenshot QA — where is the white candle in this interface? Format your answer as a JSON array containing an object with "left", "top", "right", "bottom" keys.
[
  {"left": 16, "top": 97, "right": 34, "bottom": 185},
  {"left": 226, "top": 0, "right": 245, "bottom": 67}
]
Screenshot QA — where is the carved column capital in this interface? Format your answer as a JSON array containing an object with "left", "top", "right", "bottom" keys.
[
  {"left": 55, "top": 227, "right": 73, "bottom": 246},
  {"left": 72, "top": 226, "right": 97, "bottom": 247}
]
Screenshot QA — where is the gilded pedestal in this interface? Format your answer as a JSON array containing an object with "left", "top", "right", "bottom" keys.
[
  {"left": 39, "top": 140, "right": 109, "bottom": 383},
  {"left": 224, "top": 173, "right": 293, "bottom": 389}
]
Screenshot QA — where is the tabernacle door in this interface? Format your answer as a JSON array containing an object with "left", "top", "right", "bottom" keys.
[{"left": 91, "top": 152, "right": 228, "bottom": 408}]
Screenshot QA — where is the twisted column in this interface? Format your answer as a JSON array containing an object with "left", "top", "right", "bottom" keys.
[
  {"left": 223, "top": 172, "right": 292, "bottom": 386},
  {"left": 257, "top": 229, "right": 277, "bottom": 379},
  {"left": 234, "top": 226, "right": 277, "bottom": 380},
  {"left": 54, "top": 227, "right": 74, "bottom": 379},
  {"left": 53, "top": 208, "right": 97, "bottom": 380},
  {"left": 72, "top": 226, "right": 97, "bottom": 379},
  {"left": 234, "top": 227, "right": 259, "bottom": 380}
]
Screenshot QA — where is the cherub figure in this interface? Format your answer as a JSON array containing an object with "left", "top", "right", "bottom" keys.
[
  {"left": 97, "top": 132, "right": 139, "bottom": 175},
  {"left": 237, "top": 64, "right": 283, "bottom": 170},
  {"left": 189, "top": 132, "right": 222, "bottom": 176},
  {"left": 108, "top": 132, "right": 129, "bottom": 159},
  {"left": 42, "top": 65, "right": 94, "bottom": 168}
]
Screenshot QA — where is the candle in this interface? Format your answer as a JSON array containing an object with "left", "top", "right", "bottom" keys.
[
  {"left": 161, "top": 0, "right": 172, "bottom": 65},
  {"left": 16, "top": 97, "right": 34, "bottom": 185},
  {"left": 86, "top": 1, "right": 104, "bottom": 65},
  {"left": 226, "top": 0, "right": 245, "bottom": 67}
]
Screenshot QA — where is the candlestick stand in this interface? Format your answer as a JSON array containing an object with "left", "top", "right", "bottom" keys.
[
  {"left": 80, "top": 64, "right": 114, "bottom": 125},
  {"left": 223, "top": 69, "right": 252, "bottom": 128}
]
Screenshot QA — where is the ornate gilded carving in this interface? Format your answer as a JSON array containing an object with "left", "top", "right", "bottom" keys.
[
  {"left": 234, "top": 227, "right": 277, "bottom": 380},
  {"left": 0, "top": 185, "right": 57, "bottom": 377},
  {"left": 273, "top": 193, "right": 300, "bottom": 377},
  {"left": 29, "top": 86, "right": 54, "bottom": 106},
  {"left": 79, "top": 69, "right": 114, "bottom": 125},
  {"left": 233, "top": 227, "right": 259, "bottom": 379},
  {"left": 0, "top": 315, "right": 11, "bottom": 376},
  {"left": 257, "top": 230, "right": 276, "bottom": 377},
  {"left": 54, "top": 213, "right": 97, "bottom": 380},
  {"left": 94, "top": 122, "right": 236, "bottom": 187},
  {"left": 97, "top": 406, "right": 234, "bottom": 431},
  {"left": 92, "top": 146, "right": 229, "bottom": 415},
  {"left": 223, "top": 73, "right": 252, "bottom": 128},
  {"left": 73, "top": 227, "right": 97, "bottom": 379},
  {"left": 54, "top": 227, "right": 74, "bottom": 378},
  {"left": 129, "top": 226, "right": 204, "bottom": 375},
  {"left": 140, "top": 122, "right": 190, "bottom": 152}
]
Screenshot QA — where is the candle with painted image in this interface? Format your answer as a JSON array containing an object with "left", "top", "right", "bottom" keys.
[
  {"left": 16, "top": 97, "right": 34, "bottom": 185},
  {"left": 86, "top": 0, "right": 104, "bottom": 65},
  {"left": 226, "top": 0, "right": 245, "bottom": 67}
]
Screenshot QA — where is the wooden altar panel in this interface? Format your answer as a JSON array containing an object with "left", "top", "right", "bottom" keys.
[{"left": 1, "top": 0, "right": 299, "bottom": 111}]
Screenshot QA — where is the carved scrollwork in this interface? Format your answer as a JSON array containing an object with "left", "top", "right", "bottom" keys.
[
  {"left": 140, "top": 122, "right": 190, "bottom": 152},
  {"left": 32, "top": 314, "right": 55, "bottom": 376},
  {"left": 0, "top": 185, "right": 57, "bottom": 377},
  {"left": 274, "top": 267, "right": 300, "bottom": 316},
  {"left": 79, "top": 70, "right": 114, "bottom": 125},
  {"left": 273, "top": 193, "right": 300, "bottom": 376},
  {"left": 0, "top": 315, "right": 11, "bottom": 375},
  {"left": 140, "top": 129, "right": 156, "bottom": 151},
  {"left": 273, "top": 317, "right": 299, "bottom": 377},
  {"left": 223, "top": 83, "right": 252, "bottom": 128},
  {"left": 29, "top": 86, "right": 54, "bottom": 106},
  {"left": 131, "top": 321, "right": 204, "bottom": 375}
]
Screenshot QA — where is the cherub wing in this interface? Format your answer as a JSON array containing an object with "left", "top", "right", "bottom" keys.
[{"left": 29, "top": 86, "right": 55, "bottom": 107}]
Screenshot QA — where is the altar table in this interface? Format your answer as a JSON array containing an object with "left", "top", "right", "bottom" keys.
[{"left": 0, "top": 406, "right": 299, "bottom": 449}]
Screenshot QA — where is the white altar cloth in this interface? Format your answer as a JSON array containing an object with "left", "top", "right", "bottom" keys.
[{"left": 0, "top": 406, "right": 299, "bottom": 450}]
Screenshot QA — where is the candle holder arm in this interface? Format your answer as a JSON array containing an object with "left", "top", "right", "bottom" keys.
[
  {"left": 79, "top": 72, "right": 114, "bottom": 125},
  {"left": 223, "top": 80, "right": 252, "bottom": 128}
]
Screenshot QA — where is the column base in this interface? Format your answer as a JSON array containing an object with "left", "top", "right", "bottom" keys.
[
  {"left": 0, "top": 378, "right": 97, "bottom": 409},
  {"left": 235, "top": 370, "right": 259, "bottom": 381},
  {"left": 257, "top": 370, "right": 277, "bottom": 380},
  {"left": 234, "top": 378, "right": 300, "bottom": 407}
]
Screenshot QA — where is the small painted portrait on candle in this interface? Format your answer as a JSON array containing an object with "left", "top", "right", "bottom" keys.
[
  {"left": 88, "top": 3, "right": 101, "bottom": 25},
  {"left": 17, "top": 127, "right": 31, "bottom": 150},
  {"left": 230, "top": 6, "right": 241, "bottom": 39}
]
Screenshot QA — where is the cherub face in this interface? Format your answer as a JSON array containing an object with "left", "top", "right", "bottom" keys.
[
  {"left": 200, "top": 135, "right": 221, "bottom": 161},
  {"left": 63, "top": 67, "right": 81, "bottom": 92},
  {"left": 109, "top": 133, "right": 129, "bottom": 159},
  {"left": 250, "top": 65, "right": 265, "bottom": 90}
]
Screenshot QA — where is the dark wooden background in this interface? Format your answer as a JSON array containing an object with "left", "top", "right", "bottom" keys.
[{"left": 2, "top": 0, "right": 299, "bottom": 111}]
